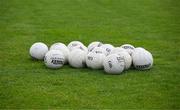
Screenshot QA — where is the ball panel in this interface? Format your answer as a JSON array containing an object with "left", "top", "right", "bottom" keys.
[
  {"left": 50, "top": 43, "right": 69, "bottom": 64},
  {"left": 44, "top": 50, "right": 65, "bottom": 69},
  {"left": 120, "top": 44, "right": 135, "bottom": 55},
  {"left": 29, "top": 42, "right": 48, "bottom": 60},
  {"left": 116, "top": 51, "right": 132, "bottom": 70},
  {"left": 103, "top": 54, "right": 125, "bottom": 74},
  {"left": 132, "top": 48, "right": 153, "bottom": 70},
  {"left": 68, "top": 49, "right": 87, "bottom": 68},
  {"left": 88, "top": 41, "right": 103, "bottom": 52},
  {"left": 100, "top": 44, "right": 114, "bottom": 56},
  {"left": 91, "top": 47, "right": 106, "bottom": 55},
  {"left": 67, "top": 41, "right": 84, "bottom": 51},
  {"left": 86, "top": 52, "right": 105, "bottom": 69}
]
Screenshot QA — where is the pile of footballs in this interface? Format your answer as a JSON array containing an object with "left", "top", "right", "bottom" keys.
[{"left": 29, "top": 41, "right": 153, "bottom": 74}]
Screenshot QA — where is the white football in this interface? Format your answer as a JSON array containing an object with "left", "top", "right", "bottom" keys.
[
  {"left": 44, "top": 50, "right": 65, "bottom": 69},
  {"left": 110, "top": 47, "right": 126, "bottom": 54},
  {"left": 103, "top": 54, "right": 125, "bottom": 74},
  {"left": 116, "top": 51, "right": 132, "bottom": 70},
  {"left": 91, "top": 47, "right": 106, "bottom": 55},
  {"left": 132, "top": 48, "right": 153, "bottom": 70},
  {"left": 86, "top": 52, "right": 105, "bottom": 69},
  {"left": 29, "top": 42, "right": 48, "bottom": 60},
  {"left": 68, "top": 49, "right": 87, "bottom": 68},
  {"left": 50, "top": 43, "right": 69, "bottom": 64},
  {"left": 88, "top": 41, "right": 103, "bottom": 52},
  {"left": 100, "top": 44, "right": 114, "bottom": 56},
  {"left": 67, "top": 41, "right": 84, "bottom": 51},
  {"left": 120, "top": 44, "right": 135, "bottom": 55}
]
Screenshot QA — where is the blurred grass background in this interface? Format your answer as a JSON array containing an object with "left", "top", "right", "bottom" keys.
[{"left": 0, "top": 0, "right": 179, "bottom": 109}]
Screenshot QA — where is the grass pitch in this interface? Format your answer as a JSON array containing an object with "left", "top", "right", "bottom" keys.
[{"left": 0, "top": 0, "right": 180, "bottom": 109}]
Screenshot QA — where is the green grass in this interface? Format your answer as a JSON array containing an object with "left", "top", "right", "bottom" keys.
[{"left": 0, "top": 0, "right": 180, "bottom": 109}]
